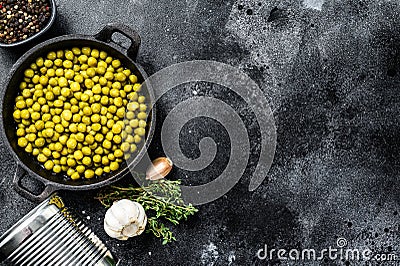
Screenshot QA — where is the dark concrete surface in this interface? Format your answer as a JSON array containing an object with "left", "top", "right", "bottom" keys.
[{"left": 0, "top": 0, "right": 400, "bottom": 265}]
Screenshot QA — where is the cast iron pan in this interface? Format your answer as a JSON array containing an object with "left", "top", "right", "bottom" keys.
[{"left": 0, "top": 24, "right": 156, "bottom": 202}]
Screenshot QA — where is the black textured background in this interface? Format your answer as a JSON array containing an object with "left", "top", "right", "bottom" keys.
[{"left": 0, "top": 0, "right": 399, "bottom": 265}]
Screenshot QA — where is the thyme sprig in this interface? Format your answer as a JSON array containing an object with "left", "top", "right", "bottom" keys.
[{"left": 96, "top": 178, "right": 198, "bottom": 244}]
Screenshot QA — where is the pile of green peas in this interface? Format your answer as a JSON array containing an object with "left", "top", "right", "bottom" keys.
[{"left": 13, "top": 47, "right": 148, "bottom": 180}]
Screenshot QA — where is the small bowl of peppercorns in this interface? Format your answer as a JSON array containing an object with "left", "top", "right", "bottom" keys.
[{"left": 0, "top": 0, "right": 56, "bottom": 47}]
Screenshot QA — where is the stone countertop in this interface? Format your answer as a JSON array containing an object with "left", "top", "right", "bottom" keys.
[{"left": 0, "top": 0, "right": 400, "bottom": 265}]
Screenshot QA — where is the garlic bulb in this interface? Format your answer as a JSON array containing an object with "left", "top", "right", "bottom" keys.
[
  {"left": 104, "top": 199, "right": 147, "bottom": 240},
  {"left": 146, "top": 157, "right": 173, "bottom": 180}
]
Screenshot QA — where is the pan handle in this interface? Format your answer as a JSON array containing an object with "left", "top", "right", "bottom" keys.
[
  {"left": 13, "top": 165, "right": 56, "bottom": 203},
  {"left": 94, "top": 23, "right": 141, "bottom": 61}
]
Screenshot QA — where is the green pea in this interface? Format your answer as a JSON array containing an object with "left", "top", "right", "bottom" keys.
[
  {"left": 24, "top": 69, "right": 35, "bottom": 78},
  {"left": 16, "top": 128, "right": 25, "bottom": 136},
  {"left": 53, "top": 164, "right": 62, "bottom": 173},
  {"left": 31, "top": 112, "right": 40, "bottom": 120},
  {"left": 80, "top": 94, "right": 89, "bottom": 102},
  {"left": 34, "top": 138, "right": 45, "bottom": 147},
  {"left": 139, "top": 120, "right": 147, "bottom": 128},
  {"left": 82, "top": 157, "right": 92, "bottom": 166},
  {"left": 125, "top": 125, "right": 133, "bottom": 134},
  {"left": 139, "top": 104, "right": 147, "bottom": 112},
  {"left": 54, "top": 59, "right": 63, "bottom": 67},
  {"left": 82, "top": 146, "right": 91, "bottom": 156},
  {"left": 114, "top": 149, "right": 123, "bottom": 158},
  {"left": 127, "top": 102, "right": 139, "bottom": 111},
  {"left": 137, "top": 112, "right": 147, "bottom": 120},
  {"left": 110, "top": 161, "right": 119, "bottom": 171},
  {"left": 133, "top": 135, "right": 141, "bottom": 143},
  {"left": 36, "top": 57, "right": 44, "bottom": 67},
  {"left": 58, "top": 77, "right": 68, "bottom": 88},
  {"left": 65, "top": 69, "right": 75, "bottom": 80},
  {"left": 110, "top": 88, "right": 119, "bottom": 98},
  {"left": 70, "top": 172, "right": 79, "bottom": 180},
  {"left": 84, "top": 79, "right": 94, "bottom": 89},
  {"left": 114, "top": 97, "right": 123, "bottom": 107},
  {"left": 81, "top": 116, "right": 90, "bottom": 125},
  {"left": 129, "top": 74, "right": 138, "bottom": 83},
  {"left": 94, "top": 133, "right": 104, "bottom": 143},
  {"left": 85, "top": 135, "right": 95, "bottom": 145},
  {"left": 63, "top": 60, "right": 73, "bottom": 69},
  {"left": 76, "top": 165, "right": 85, "bottom": 174},
  {"left": 44, "top": 60, "right": 53, "bottom": 68},
  {"left": 116, "top": 108, "right": 125, "bottom": 118},
  {"left": 39, "top": 76, "right": 48, "bottom": 86},
  {"left": 44, "top": 128, "right": 54, "bottom": 138},
  {"left": 87, "top": 57, "right": 97, "bottom": 67},
  {"left": 73, "top": 150, "right": 83, "bottom": 160},
  {"left": 111, "top": 60, "right": 121, "bottom": 69},
  {"left": 115, "top": 72, "right": 126, "bottom": 82},
  {"left": 44, "top": 160, "right": 54, "bottom": 170},
  {"left": 130, "top": 144, "right": 137, "bottom": 152},
  {"left": 91, "top": 114, "right": 101, "bottom": 123},
  {"left": 62, "top": 110, "right": 72, "bottom": 121},
  {"left": 94, "top": 168, "right": 103, "bottom": 176},
  {"left": 103, "top": 139, "right": 112, "bottom": 150},
  {"left": 134, "top": 127, "right": 146, "bottom": 137},
  {"left": 112, "top": 82, "right": 121, "bottom": 90},
  {"left": 67, "top": 158, "right": 76, "bottom": 167},
  {"left": 104, "top": 71, "right": 114, "bottom": 80},
  {"left": 133, "top": 83, "right": 142, "bottom": 92},
  {"left": 84, "top": 169, "right": 95, "bottom": 179},
  {"left": 65, "top": 51, "right": 74, "bottom": 60},
  {"left": 67, "top": 138, "right": 77, "bottom": 149},
  {"left": 25, "top": 143, "right": 33, "bottom": 153},
  {"left": 121, "top": 142, "right": 130, "bottom": 152},
  {"left": 47, "top": 51, "right": 57, "bottom": 60},
  {"left": 37, "top": 153, "right": 48, "bottom": 163},
  {"left": 92, "top": 123, "right": 101, "bottom": 131},
  {"left": 76, "top": 133, "right": 85, "bottom": 142},
  {"left": 18, "top": 137, "right": 28, "bottom": 147},
  {"left": 111, "top": 124, "right": 122, "bottom": 134}
]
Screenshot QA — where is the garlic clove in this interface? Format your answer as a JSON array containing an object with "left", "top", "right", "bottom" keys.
[
  {"left": 104, "top": 222, "right": 123, "bottom": 240},
  {"left": 105, "top": 209, "right": 124, "bottom": 231},
  {"left": 146, "top": 157, "right": 173, "bottom": 180},
  {"left": 116, "top": 235, "right": 129, "bottom": 241},
  {"left": 126, "top": 202, "right": 141, "bottom": 222},
  {"left": 137, "top": 216, "right": 147, "bottom": 234},
  {"left": 136, "top": 202, "right": 146, "bottom": 224},
  {"left": 123, "top": 223, "right": 139, "bottom": 237},
  {"left": 109, "top": 208, "right": 129, "bottom": 229}
]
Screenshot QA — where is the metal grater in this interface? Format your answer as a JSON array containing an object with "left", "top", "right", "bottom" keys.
[{"left": 0, "top": 194, "right": 117, "bottom": 266}]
